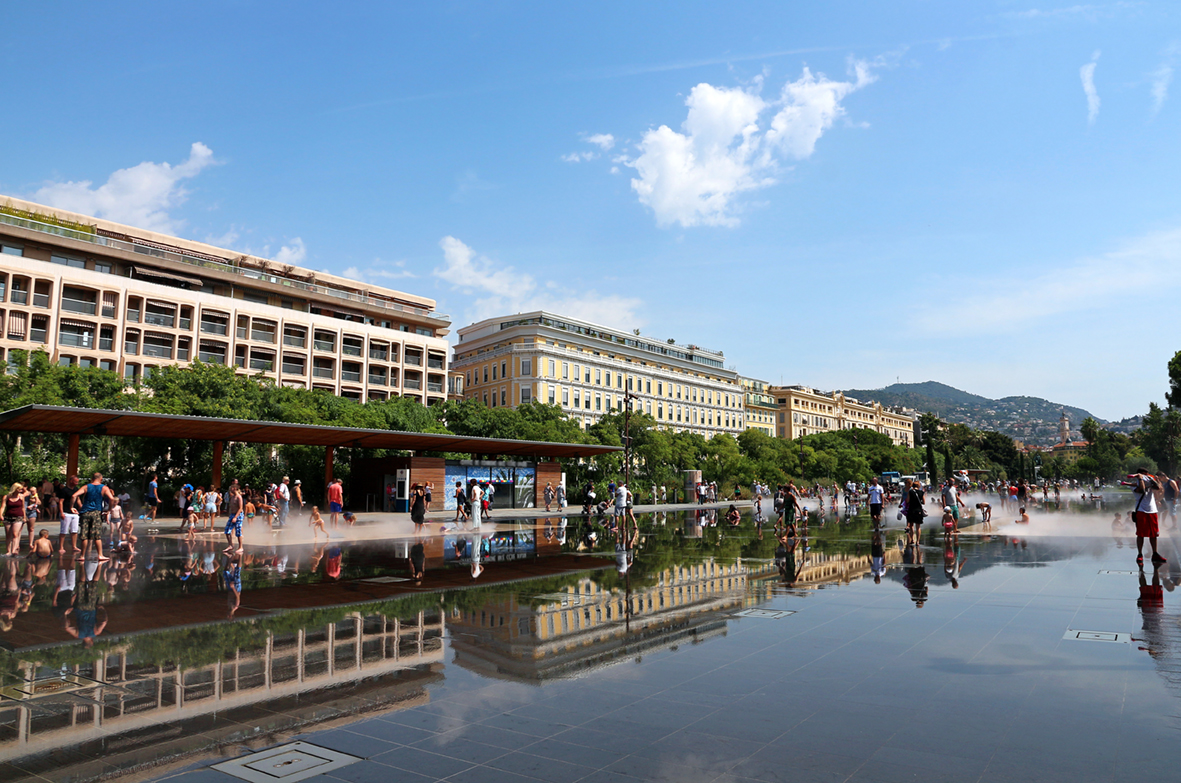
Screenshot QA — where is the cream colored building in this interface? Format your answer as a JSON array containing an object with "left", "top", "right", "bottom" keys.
[
  {"left": 0, "top": 197, "right": 450, "bottom": 402},
  {"left": 741, "top": 376, "right": 777, "bottom": 436},
  {"left": 771, "top": 385, "right": 915, "bottom": 447},
  {"left": 452, "top": 312, "right": 746, "bottom": 435}
]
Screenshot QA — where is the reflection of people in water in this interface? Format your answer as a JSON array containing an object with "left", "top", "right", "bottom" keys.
[
  {"left": 902, "top": 530, "right": 928, "bottom": 607},
  {"left": 223, "top": 553, "right": 242, "bottom": 618},
  {"left": 615, "top": 515, "right": 640, "bottom": 575},
  {"left": 871, "top": 529, "right": 886, "bottom": 584},
  {"left": 776, "top": 531, "right": 805, "bottom": 585},
  {"left": 943, "top": 539, "right": 966, "bottom": 589},
  {"left": 469, "top": 532, "right": 484, "bottom": 579},
  {"left": 64, "top": 560, "right": 108, "bottom": 647},
  {"left": 1134, "top": 564, "right": 1165, "bottom": 657},
  {"left": 410, "top": 541, "right": 425, "bottom": 582}
]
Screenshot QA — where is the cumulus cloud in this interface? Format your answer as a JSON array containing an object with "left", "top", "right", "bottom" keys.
[
  {"left": 1080, "top": 51, "right": 1101, "bottom": 124},
  {"left": 433, "top": 236, "right": 643, "bottom": 331},
  {"left": 32, "top": 142, "right": 217, "bottom": 233},
  {"left": 273, "top": 238, "right": 307, "bottom": 266},
  {"left": 618, "top": 61, "right": 877, "bottom": 228}
]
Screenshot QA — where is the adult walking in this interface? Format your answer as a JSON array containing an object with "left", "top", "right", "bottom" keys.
[
  {"left": 73, "top": 473, "right": 115, "bottom": 562},
  {"left": 544, "top": 482, "right": 555, "bottom": 512},
  {"left": 410, "top": 483, "right": 427, "bottom": 533},
  {"left": 905, "top": 478, "right": 926, "bottom": 535},
  {"left": 468, "top": 479, "right": 483, "bottom": 530},
  {"left": 4, "top": 483, "right": 28, "bottom": 557},
  {"left": 58, "top": 475, "right": 80, "bottom": 556},
  {"left": 276, "top": 477, "right": 291, "bottom": 528},
  {"left": 224, "top": 481, "right": 245, "bottom": 554},
  {"left": 145, "top": 474, "right": 160, "bottom": 525},
  {"left": 867, "top": 477, "right": 885, "bottom": 527},
  {"left": 327, "top": 478, "right": 344, "bottom": 528}
]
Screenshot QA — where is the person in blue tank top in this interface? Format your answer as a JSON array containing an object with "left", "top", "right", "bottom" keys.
[{"left": 72, "top": 472, "right": 116, "bottom": 562}]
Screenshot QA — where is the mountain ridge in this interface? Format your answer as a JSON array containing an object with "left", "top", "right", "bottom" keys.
[{"left": 841, "top": 381, "right": 1103, "bottom": 446}]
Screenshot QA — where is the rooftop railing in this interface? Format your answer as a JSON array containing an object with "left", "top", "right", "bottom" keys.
[{"left": 0, "top": 211, "right": 449, "bottom": 323}]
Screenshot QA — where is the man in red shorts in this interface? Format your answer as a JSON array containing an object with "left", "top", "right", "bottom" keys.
[{"left": 1131, "top": 468, "right": 1166, "bottom": 567}]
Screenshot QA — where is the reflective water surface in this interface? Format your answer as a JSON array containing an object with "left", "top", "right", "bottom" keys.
[{"left": 1, "top": 493, "right": 1178, "bottom": 783}]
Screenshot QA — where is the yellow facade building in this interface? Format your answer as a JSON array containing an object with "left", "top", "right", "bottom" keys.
[
  {"left": 741, "top": 376, "right": 778, "bottom": 436},
  {"left": 770, "top": 385, "right": 915, "bottom": 447}
]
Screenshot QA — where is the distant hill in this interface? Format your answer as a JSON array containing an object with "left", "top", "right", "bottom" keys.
[{"left": 841, "top": 381, "right": 1104, "bottom": 446}]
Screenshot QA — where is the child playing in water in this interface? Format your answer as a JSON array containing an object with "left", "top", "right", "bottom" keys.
[
  {"left": 976, "top": 502, "right": 992, "bottom": 531},
  {"left": 244, "top": 499, "right": 256, "bottom": 526},
  {"left": 1015, "top": 507, "right": 1030, "bottom": 524},
  {"left": 942, "top": 506, "right": 958, "bottom": 537},
  {"left": 29, "top": 530, "right": 53, "bottom": 559},
  {"left": 310, "top": 506, "right": 328, "bottom": 540}
]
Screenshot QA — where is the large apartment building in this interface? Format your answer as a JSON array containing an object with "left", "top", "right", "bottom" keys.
[
  {"left": 0, "top": 197, "right": 450, "bottom": 402},
  {"left": 771, "top": 385, "right": 915, "bottom": 447},
  {"left": 741, "top": 377, "right": 777, "bottom": 437},
  {"left": 452, "top": 312, "right": 746, "bottom": 436}
]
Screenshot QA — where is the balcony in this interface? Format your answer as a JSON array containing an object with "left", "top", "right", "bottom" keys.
[
  {"left": 368, "top": 373, "right": 386, "bottom": 386},
  {"left": 59, "top": 332, "right": 94, "bottom": 349},
  {"left": 144, "top": 311, "right": 175, "bottom": 328},
  {"left": 249, "top": 357, "right": 274, "bottom": 372},
  {"left": 341, "top": 369, "right": 362, "bottom": 383},
  {"left": 99, "top": 337, "right": 113, "bottom": 351},
  {"left": 427, "top": 381, "right": 444, "bottom": 393},
  {"left": 312, "top": 365, "right": 334, "bottom": 379},
  {"left": 143, "top": 343, "right": 173, "bottom": 359},
  {"left": 405, "top": 354, "right": 422, "bottom": 367},
  {"left": 61, "top": 297, "right": 96, "bottom": 316},
  {"left": 282, "top": 362, "right": 306, "bottom": 376},
  {"left": 33, "top": 293, "right": 50, "bottom": 308},
  {"left": 283, "top": 333, "right": 306, "bottom": 348},
  {"left": 9, "top": 290, "right": 26, "bottom": 305},
  {"left": 201, "top": 320, "right": 228, "bottom": 336},
  {"left": 404, "top": 378, "right": 421, "bottom": 390},
  {"left": 313, "top": 339, "right": 334, "bottom": 352},
  {"left": 369, "top": 347, "right": 388, "bottom": 361}
]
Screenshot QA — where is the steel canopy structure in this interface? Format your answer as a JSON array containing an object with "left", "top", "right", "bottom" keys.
[{"left": 0, "top": 404, "right": 620, "bottom": 487}]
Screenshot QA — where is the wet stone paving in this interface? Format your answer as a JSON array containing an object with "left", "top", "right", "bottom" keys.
[{"left": 0, "top": 494, "right": 1178, "bottom": 783}]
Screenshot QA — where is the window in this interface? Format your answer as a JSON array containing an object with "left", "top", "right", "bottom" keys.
[
  {"left": 341, "top": 361, "right": 362, "bottom": 382},
  {"left": 313, "top": 357, "right": 335, "bottom": 379},
  {"left": 548, "top": 385, "right": 556, "bottom": 404},
  {"left": 595, "top": 394, "right": 602, "bottom": 411},
  {"left": 177, "top": 337, "right": 191, "bottom": 361},
  {"left": 604, "top": 371, "right": 611, "bottom": 387},
  {"left": 0, "top": 242, "right": 22, "bottom": 256},
  {"left": 368, "top": 365, "right": 387, "bottom": 386},
  {"left": 483, "top": 366, "right": 489, "bottom": 383},
  {"left": 9, "top": 278, "right": 27, "bottom": 305},
  {"left": 501, "top": 361, "right": 507, "bottom": 379},
  {"left": 617, "top": 374, "right": 623, "bottom": 389},
  {"left": 58, "top": 356, "right": 76, "bottom": 367},
  {"left": 248, "top": 349, "right": 275, "bottom": 372},
  {"left": 562, "top": 362, "right": 569, "bottom": 379},
  {"left": 94, "top": 261, "right": 111, "bottom": 274},
  {"left": 124, "top": 329, "right": 140, "bottom": 355},
  {"left": 521, "top": 358, "right": 532, "bottom": 377},
  {"left": 342, "top": 335, "right": 363, "bottom": 356},
  {"left": 658, "top": 404, "right": 664, "bottom": 420},
  {"left": 405, "top": 348, "right": 422, "bottom": 366},
  {"left": 573, "top": 389, "right": 581, "bottom": 408},
  {"left": 51, "top": 253, "right": 85, "bottom": 269},
  {"left": 242, "top": 290, "right": 268, "bottom": 305},
  {"left": 251, "top": 319, "right": 277, "bottom": 344},
  {"left": 284, "top": 326, "right": 307, "bottom": 348},
  {"left": 200, "top": 311, "right": 229, "bottom": 336},
  {"left": 501, "top": 389, "right": 506, "bottom": 406},
  {"left": 59, "top": 321, "right": 95, "bottom": 349},
  {"left": 144, "top": 300, "right": 176, "bottom": 328},
  {"left": 369, "top": 341, "right": 388, "bottom": 360},
  {"left": 99, "top": 325, "right": 115, "bottom": 351},
  {"left": 584, "top": 367, "right": 591, "bottom": 383},
  {"left": 562, "top": 387, "right": 570, "bottom": 406},
  {"left": 99, "top": 359, "right": 115, "bottom": 372},
  {"left": 521, "top": 387, "right": 532, "bottom": 404},
  {"left": 584, "top": 393, "right": 591, "bottom": 410},
  {"left": 595, "top": 369, "right": 601, "bottom": 385},
  {"left": 124, "top": 364, "right": 140, "bottom": 382},
  {"left": 198, "top": 341, "right": 228, "bottom": 365},
  {"left": 548, "top": 359, "right": 555, "bottom": 377},
  {"left": 428, "top": 352, "right": 445, "bottom": 370},
  {"left": 29, "top": 316, "right": 47, "bottom": 344},
  {"left": 32, "top": 280, "right": 51, "bottom": 308},
  {"left": 282, "top": 353, "right": 306, "bottom": 376},
  {"left": 61, "top": 286, "right": 95, "bottom": 315},
  {"left": 492, "top": 363, "right": 498, "bottom": 381},
  {"left": 236, "top": 315, "right": 249, "bottom": 340},
  {"left": 313, "top": 330, "right": 335, "bottom": 352},
  {"left": 657, "top": 382, "right": 663, "bottom": 396},
  {"left": 101, "top": 292, "right": 118, "bottom": 319},
  {"left": 143, "top": 333, "right": 174, "bottom": 359}
]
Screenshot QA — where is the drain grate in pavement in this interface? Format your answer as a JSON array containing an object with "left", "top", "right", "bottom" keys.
[
  {"left": 734, "top": 609, "right": 795, "bottom": 619},
  {"left": 1064, "top": 629, "right": 1131, "bottom": 644},
  {"left": 1098, "top": 570, "right": 1138, "bottom": 575},
  {"left": 212, "top": 741, "right": 360, "bottom": 782}
]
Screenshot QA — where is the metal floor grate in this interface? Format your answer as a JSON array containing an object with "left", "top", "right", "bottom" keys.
[
  {"left": 1063, "top": 629, "right": 1131, "bottom": 644},
  {"left": 212, "top": 741, "right": 361, "bottom": 783}
]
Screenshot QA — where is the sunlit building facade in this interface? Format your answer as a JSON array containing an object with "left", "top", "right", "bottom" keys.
[{"left": 771, "top": 385, "right": 915, "bottom": 447}]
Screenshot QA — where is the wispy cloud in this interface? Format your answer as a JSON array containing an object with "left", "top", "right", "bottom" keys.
[
  {"left": 913, "top": 226, "right": 1181, "bottom": 335},
  {"left": 433, "top": 236, "right": 643, "bottom": 331},
  {"left": 32, "top": 142, "right": 217, "bottom": 233},
  {"left": 614, "top": 57, "right": 886, "bottom": 228},
  {"left": 1007, "top": 2, "right": 1141, "bottom": 21},
  {"left": 1150, "top": 43, "right": 1179, "bottom": 115},
  {"left": 341, "top": 259, "right": 416, "bottom": 284},
  {"left": 1080, "top": 51, "right": 1101, "bottom": 125},
  {"left": 562, "top": 133, "right": 616, "bottom": 163},
  {"left": 451, "top": 170, "right": 495, "bottom": 203}
]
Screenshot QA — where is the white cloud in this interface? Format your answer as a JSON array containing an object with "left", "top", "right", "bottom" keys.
[
  {"left": 1150, "top": 44, "right": 1178, "bottom": 115},
  {"left": 433, "top": 236, "right": 643, "bottom": 332},
  {"left": 273, "top": 237, "right": 307, "bottom": 266},
  {"left": 341, "top": 259, "right": 416, "bottom": 284},
  {"left": 32, "top": 142, "right": 217, "bottom": 233},
  {"left": 620, "top": 61, "right": 877, "bottom": 228},
  {"left": 1080, "top": 51, "right": 1101, "bottom": 125},
  {"left": 585, "top": 133, "right": 615, "bottom": 151},
  {"left": 561, "top": 151, "right": 597, "bottom": 163},
  {"left": 451, "top": 170, "right": 495, "bottom": 203},
  {"left": 913, "top": 226, "right": 1181, "bottom": 335},
  {"left": 1008, "top": 2, "right": 1139, "bottom": 20}
]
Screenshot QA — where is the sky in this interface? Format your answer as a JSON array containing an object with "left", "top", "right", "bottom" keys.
[{"left": 3, "top": 1, "right": 1179, "bottom": 421}]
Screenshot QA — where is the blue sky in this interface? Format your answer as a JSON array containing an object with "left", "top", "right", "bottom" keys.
[{"left": 3, "top": 1, "right": 1179, "bottom": 421}]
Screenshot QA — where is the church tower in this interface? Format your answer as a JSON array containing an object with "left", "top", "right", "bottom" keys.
[{"left": 1058, "top": 411, "right": 1070, "bottom": 445}]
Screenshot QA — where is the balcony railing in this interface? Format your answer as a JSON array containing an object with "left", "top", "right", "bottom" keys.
[
  {"left": 99, "top": 337, "right": 113, "bottom": 351},
  {"left": 405, "top": 354, "right": 422, "bottom": 366},
  {"left": 369, "top": 348, "right": 388, "bottom": 361},
  {"left": 427, "top": 357, "right": 445, "bottom": 370},
  {"left": 368, "top": 374, "right": 386, "bottom": 386},
  {"left": 342, "top": 344, "right": 362, "bottom": 356},
  {"left": 404, "top": 379, "right": 421, "bottom": 390},
  {"left": 313, "top": 340, "right": 334, "bottom": 352},
  {"left": 61, "top": 297, "right": 96, "bottom": 315},
  {"left": 341, "top": 370, "right": 361, "bottom": 382},
  {"left": 30, "top": 328, "right": 47, "bottom": 344},
  {"left": 143, "top": 344, "right": 173, "bottom": 359},
  {"left": 59, "top": 332, "right": 94, "bottom": 349},
  {"left": 249, "top": 358, "right": 274, "bottom": 372},
  {"left": 427, "top": 382, "right": 444, "bottom": 393},
  {"left": 144, "top": 312, "right": 175, "bottom": 327},
  {"left": 179, "top": 316, "right": 191, "bottom": 330},
  {"left": 282, "top": 363, "right": 305, "bottom": 376},
  {"left": 312, "top": 366, "right": 334, "bottom": 379},
  {"left": 251, "top": 329, "right": 276, "bottom": 343},
  {"left": 9, "top": 291, "right": 26, "bottom": 305},
  {"left": 0, "top": 210, "right": 450, "bottom": 322},
  {"left": 201, "top": 321, "right": 228, "bottom": 335},
  {"left": 283, "top": 334, "right": 306, "bottom": 348},
  {"left": 33, "top": 293, "right": 50, "bottom": 308}
]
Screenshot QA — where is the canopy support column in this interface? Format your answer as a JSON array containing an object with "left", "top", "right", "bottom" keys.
[
  {"left": 325, "top": 446, "right": 334, "bottom": 487},
  {"left": 67, "top": 434, "right": 79, "bottom": 478},
  {"left": 212, "top": 440, "right": 224, "bottom": 489}
]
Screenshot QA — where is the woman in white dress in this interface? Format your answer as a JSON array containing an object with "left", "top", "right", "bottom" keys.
[{"left": 468, "top": 480, "right": 482, "bottom": 530}]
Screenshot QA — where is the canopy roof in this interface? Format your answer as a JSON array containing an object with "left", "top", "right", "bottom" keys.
[{"left": 0, "top": 405, "right": 619, "bottom": 459}]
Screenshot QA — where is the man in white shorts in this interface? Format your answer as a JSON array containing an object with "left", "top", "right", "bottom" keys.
[{"left": 58, "top": 474, "right": 80, "bottom": 556}]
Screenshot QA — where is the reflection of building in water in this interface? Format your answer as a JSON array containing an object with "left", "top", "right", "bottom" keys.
[
  {"left": 0, "top": 610, "right": 444, "bottom": 781},
  {"left": 747, "top": 547, "right": 905, "bottom": 600},
  {"left": 449, "top": 558, "right": 775, "bottom": 683}
]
